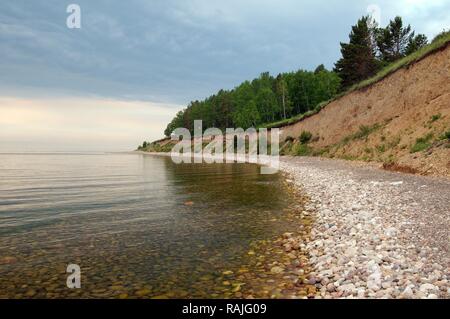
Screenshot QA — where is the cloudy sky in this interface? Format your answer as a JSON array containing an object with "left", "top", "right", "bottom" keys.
[{"left": 0, "top": 0, "right": 449, "bottom": 151}]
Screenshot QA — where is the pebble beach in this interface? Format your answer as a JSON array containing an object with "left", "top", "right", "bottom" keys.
[{"left": 279, "top": 156, "right": 449, "bottom": 299}]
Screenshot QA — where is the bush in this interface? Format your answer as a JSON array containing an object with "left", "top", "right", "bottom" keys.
[
  {"left": 295, "top": 143, "right": 312, "bottom": 156},
  {"left": 430, "top": 114, "right": 442, "bottom": 123},
  {"left": 445, "top": 130, "right": 450, "bottom": 140},
  {"left": 410, "top": 141, "right": 429, "bottom": 153},
  {"left": 299, "top": 131, "right": 313, "bottom": 144},
  {"left": 410, "top": 133, "right": 433, "bottom": 153}
]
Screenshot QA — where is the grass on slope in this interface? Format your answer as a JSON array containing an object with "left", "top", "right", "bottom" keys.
[{"left": 265, "top": 31, "right": 450, "bottom": 130}]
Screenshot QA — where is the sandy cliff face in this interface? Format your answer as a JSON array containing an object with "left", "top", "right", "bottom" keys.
[{"left": 280, "top": 43, "right": 450, "bottom": 176}]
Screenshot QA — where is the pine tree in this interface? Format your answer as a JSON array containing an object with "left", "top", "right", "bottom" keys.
[
  {"left": 405, "top": 34, "right": 428, "bottom": 55},
  {"left": 377, "top": 16, "right": 414, "bottom": 62},
  {"left": 334, "top": 16, "right": 380, "bottom": 89},
  {"left": 314, "top": 64, "right": 326, "bottom": 74}
]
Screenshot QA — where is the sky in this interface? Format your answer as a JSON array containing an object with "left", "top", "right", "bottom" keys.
[{"left": 0, "top": 0, "right": 449, "bottom": 152}]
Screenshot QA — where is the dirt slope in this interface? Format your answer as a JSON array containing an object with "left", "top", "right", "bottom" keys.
[{"left": 280, "top": 43, "right": 450, "bottom": 177}]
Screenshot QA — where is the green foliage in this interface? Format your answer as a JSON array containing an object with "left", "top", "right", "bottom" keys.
[
  {"left": 444, "top": 130, "right": 450, "bottom": 140},
  {"left": 430, "top": 114, "right": 442, "bottom": 123},
  {"left": 337, "top": 123, "right": 381, "bottom": 147},
  {"left": 163, "top": 16, "right": 450, "bottom": 140},
  {"left": 264, "top": 100, "right": 330, "bottom": 129},
  {"left": 294, "top": 143, "right": 312, "bottom": 156},
  {"left": 314, "top": 64, "right": 326, "bottom": 74},
  {"left": 377, "top": 16, "right": 415, "bottom": 62},
  {"left": 165, "top": 110, "right": 185, "bottom": 137},
  {"left": 432, "top": 30, "right": 450, "bottom": 43},
  {"left": 137, "top": 141, "right": 149, "bottom": 150},
  {"left": 164, "top": 69, "right": 341, "bottom": 137},
  {"left": 335, "top": 16, "right": 381, "bottom": 89},
  {"left": 410, "top": 141, "right": 429, "bottom": 153},
  {"left": 299, "top": 131, "right": 313, "bottom": 144},
  {"left": 410, "top": 133, "right": 433, "bottom": 153},
  {"left": 143, "top": 141, "right": 175, "bottom": 153},
  {"left": 285, "top": 70, "right": 341, "bottom": 115},
  {"left": 343, "top": 30, "right": 450, "bottom": 97},
  {"left": 233, "top": 99, "right": 261, "bottom": 128},
  {"left": 355, "top": 125, "right": 371, "bottom": 139},
  {"left": 334, "top": 15, "right": 431, "bottom": 91},
  {"left": 405, "top": 34, "right": 428, "bottom": 55}
]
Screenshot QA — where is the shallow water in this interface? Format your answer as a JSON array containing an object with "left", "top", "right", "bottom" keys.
[{"left": 0, "top": 153, "right": 306, "bottom": 298}]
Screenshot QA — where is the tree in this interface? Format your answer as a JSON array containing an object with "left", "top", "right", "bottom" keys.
[
  {"left": 274, "top": 74, "right": 292, "bottom": 119},
  {"left": 231, "top": 81, "right": 259, "bottom": 129},
  {"left": 164, "top": 110, "right": 185, "bottom": 137},
  {"left": 377, "top": 16, "right": 414, "bottom": 62},
  {"left": 216, "top": 90, "right": 234, "bottom": 129},
  {"left": 405, "top": 34, "right": 428, "bottom": 55},
  {"left": 314, "top": 64, "right": 326, "bottom": 74},
  {"left": 287, "top": 71, "right": 311, "bottom": 114},
  {"left": 233, "top": 100, "right": 260, "bottom": 129},
  {"left": 311, "top": 69, "right": 341, "bottom": 105},
  {"left": 256, "top": 87, "right": 278, "bottom": 123},
  {"left": 161, "top": 14, "right": 431, "bottom": 139},
  {"left": 334, "top": 16, "right": 380, "bottom": 89}
]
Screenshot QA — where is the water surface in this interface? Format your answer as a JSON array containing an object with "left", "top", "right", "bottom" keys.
[{"left": 0, "top": 153, "right": 305, "bottom": 298}]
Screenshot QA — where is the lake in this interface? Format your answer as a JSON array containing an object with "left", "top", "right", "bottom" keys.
[{"left": 0, "top": 153, "right": 309, "bottom": 298}]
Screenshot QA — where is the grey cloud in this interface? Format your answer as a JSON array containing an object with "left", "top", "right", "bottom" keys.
[{"left": 0, "top": 0, "right": 448, "bottom": 105}]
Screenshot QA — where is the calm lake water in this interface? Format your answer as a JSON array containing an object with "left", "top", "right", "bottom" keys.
[{"left": 0, "top": 153, "right": 306, "bottom": 298}]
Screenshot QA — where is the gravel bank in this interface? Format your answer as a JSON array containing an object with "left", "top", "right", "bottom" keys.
[{"left": 280, "top": 156, "right": 449, "bottom": 299}]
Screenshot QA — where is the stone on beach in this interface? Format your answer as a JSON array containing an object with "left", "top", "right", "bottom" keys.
[{"left": 279, "top": 157, "right": 449, "bottom": 299}]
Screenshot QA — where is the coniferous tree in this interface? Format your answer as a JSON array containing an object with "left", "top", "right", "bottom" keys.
[
  {"left": 405, "top": 34, "right": 428, "bottom": 55},
  {"left": 334, "top": 16, "right": 380, "bottom": 89},
  {"left": 162, "top": 14, "right": 431, "bottom": 138},
  {"left": 314, "top": 64, "right": 326, "bottom": 74},
  {"left": 376, "top": 16, "right": 414, "bottom": 62}
]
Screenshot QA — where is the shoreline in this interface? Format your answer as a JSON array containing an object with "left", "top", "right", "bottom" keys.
[
  {"left": 137, "top": 151, "right": 318, "bottom": 298},
  {"left": 140, "top": 151, "right": 449, "bottom": 299},
  {"left": 280, "top": 156, "right": 449, "bottom": 299}
]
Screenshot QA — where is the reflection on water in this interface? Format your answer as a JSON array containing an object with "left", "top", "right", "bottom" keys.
[{"left": 0, "top": 153, "right": 309, "bottom": 298}]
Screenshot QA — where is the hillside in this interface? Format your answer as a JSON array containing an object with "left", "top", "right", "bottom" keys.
[
  {"left": 280, "top": 40, "right": 450, "bottom": 176},
  {"left": 142, "top": 37, "right": 450, "bottom": 177}
]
